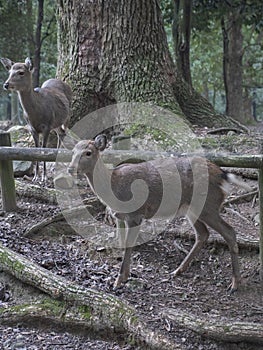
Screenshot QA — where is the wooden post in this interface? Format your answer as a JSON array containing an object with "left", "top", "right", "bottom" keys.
[
  {"left": 259, "top": 164, "right": 263, "bottom": 285},
  {"left": 0, "top": 132, "right": 17, "bottom": 211}
]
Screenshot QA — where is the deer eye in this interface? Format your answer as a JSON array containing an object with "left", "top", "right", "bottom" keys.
[
  {"left": 86, "top": 150, "right": 92, "bottom": 157},
  {"left": 18, "top": 71, "right": 25, "bottom": 76}
]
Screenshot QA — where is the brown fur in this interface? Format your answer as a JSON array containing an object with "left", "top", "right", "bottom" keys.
[
  {"left": 1, "top": 57, "right": 72, "bottom": 180},
  {"left": 68, "top": 135, "right": 250, "bottom": 291}
]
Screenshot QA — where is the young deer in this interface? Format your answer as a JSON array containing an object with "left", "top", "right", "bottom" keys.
[
  {"left": 68, "top": 135, "right": 251, "bottom": 292},
  {"left": 0, "top": 57, "right": 72, "bottom": 181}
]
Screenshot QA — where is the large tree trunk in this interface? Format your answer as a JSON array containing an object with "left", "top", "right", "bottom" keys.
[{"left": 56, "top": 0, "right": 241, "bottom": 129}]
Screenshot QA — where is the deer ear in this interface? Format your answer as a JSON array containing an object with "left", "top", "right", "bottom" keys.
[
  {"left": 25, "top": 57, "right": 33, "bottom": 71},
  {"left": 94, "top": 134, "right": 107, "bottom": 151},
  {"left": 0, "top": 58, "right": 14, "bottom": 71}
]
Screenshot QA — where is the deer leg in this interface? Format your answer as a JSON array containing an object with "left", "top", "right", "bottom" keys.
[
  {"left": 41, "top": 129, "right": 51, "bottom": 182},
  {"left": 56, "top": 126, "right": 67, "bottom": 149},
  {"left": 116, "top": 219, "right": 126, "bottom": 248},
  {"left": 114, "top": 220, "right": 140, "bottom": 289},
  {"left": 31, "top": 129, "right": 40, "bottom": 181},
  {"left": 204, "top": 215, "right": 241, "bottom": 293},
  {"left": 171, "top": 218, "right": 209, "bottom": 277}
]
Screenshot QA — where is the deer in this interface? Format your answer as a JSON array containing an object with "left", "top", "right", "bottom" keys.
[
  {"left": 67, "top": 134, "right": 252, "bottom": 293},
  {"left": 0, "top": 57, "right": 72, "bottom": 181}
]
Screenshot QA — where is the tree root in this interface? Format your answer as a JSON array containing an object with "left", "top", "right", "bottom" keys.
[
  {"left": 224, "top": 190, "right": 258, "bottom": 206},
  {"left": 15, "top": 180, "right": 58, "bottom": 204},
  {"left": 0, "top": 243, "right": 180, "bottom": 350},
  {"left": 24, "top": 197, "right": 105, "bottom": 240},
  {"left": 162, "top": 308, "right": 263, "bottom": 344},
  {"left": 206, "top": 127, "right": 246, "bottom": 134}
]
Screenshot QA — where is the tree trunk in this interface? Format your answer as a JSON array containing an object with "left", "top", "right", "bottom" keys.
[
  {"left": 33, "top": 0, "right": 44, "bottom": 88},
  {"left": 172, "top": 0, "right": 193, "bottom": 87},
  {"left": 26, "top": 0, "right": 35, "bottom": 58},
  {"left": 221, "top": 9, "right": 245, "bottom": 123},
  {"left": 56, "top": 0, "right": 240, "bottom": 129}
]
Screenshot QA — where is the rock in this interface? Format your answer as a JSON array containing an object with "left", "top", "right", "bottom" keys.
[
  {"left": 254, "top": 213, "right": 260, "bottom": 225},
  {"left": 8, "top": 125, "right": 33, "bottom": 147},
  {"left": 5, "top": 125, "right": 34, "bottom": 177},
  {"left": 0, "top": 120, "right": 12, "bottom": 131},
  {"left": 13, "top": 160, "right": 33, "bottom": 177}
]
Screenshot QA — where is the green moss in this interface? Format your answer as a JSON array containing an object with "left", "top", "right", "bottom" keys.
[
  {"left": 13, "top": 260, "right": 26, "bottom": 275},
  {"left": 0, "top": 298, "right": 65, "bottom": 317},
  {"left": 199, "top": 133, "right": 259, "bottom": 153},
  {"left": 0, "top": 251, "right": 25, "bottom": 275},
  {"left": 127, "top": 335, "right": 137, "bottom": 346},
  {"left": 78, "top": 305, "right": 92, "bottom": 319},
  {"left": 41, "top": 298, "right": 65, "bottom": 315},
  {"left": 199, "top": 136, "right": 219, "bottom": 150},
  {"left": 223, "top": 325, "right": 231, "bottom": 333}
]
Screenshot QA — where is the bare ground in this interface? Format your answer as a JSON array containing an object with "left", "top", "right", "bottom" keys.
[{"left": 0, "top": 127, "right": 262, "bottom": 350}]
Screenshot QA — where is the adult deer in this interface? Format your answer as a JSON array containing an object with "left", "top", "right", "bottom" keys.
[
  {"left": 0, "top": 57, "right": 72, "bottom": 181},
  {"left": 67, "top": 135, "right": 251, "bottom": 292}
]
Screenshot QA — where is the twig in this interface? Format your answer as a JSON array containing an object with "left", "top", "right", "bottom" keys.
[
  {"left": 224, "top": 207, "right": 251, "bottom": 224},
  {"left": 173, "top": 241, "right": 189, "bottom": 255},
  {"left": 223, "top": 189, "right": 258, "bottom": 206}
]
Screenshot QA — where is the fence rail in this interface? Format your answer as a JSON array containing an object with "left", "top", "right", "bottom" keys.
[
  {"left": 0, "top": 146, "right": 262, "bottom": 168},
  {"left": 0, "top": 139, "right": 262, "bottom": 285}
]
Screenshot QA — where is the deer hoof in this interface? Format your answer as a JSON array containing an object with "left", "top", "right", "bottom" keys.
[
  {"left": 227, "top": 282, "right": 238, "bottom": 294},
  {"left": 227, "top": 277, "right": 240, "bottom": 294},
  {"left": 170, "top": 268, "right": 182, "bottom": 277},
  {"left": 113, "top": 274, "right": 128, "bottom": 290}
]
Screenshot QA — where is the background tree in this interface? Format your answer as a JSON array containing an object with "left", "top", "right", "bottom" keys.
[
  {"left": 1, "top": 0, "right": 262, "bottom": 126},
  {"left": 0, "top": 0, "right": 29, "bottom": 122},
  {"left": 161, "top": 0, "right": 263, "bottom": 122},
  {"left": 172, "top": 0, "right": 193, "bottom": 87},
  {"left": 192, "top": 0, "right": 263, "bottom": 122},
  {"left": 221, "top": 3, "right": 245, "bottom": 123},
  {"left": 0, "top": 0, "right": 57, "bottom": 121},
  {"left": 32, "top": 0, "right": 57, "bottom": 87}
]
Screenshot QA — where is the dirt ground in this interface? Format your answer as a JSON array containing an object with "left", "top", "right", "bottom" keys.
[{"left": 0, "top": 127, "right": 262, "bottom": 350}]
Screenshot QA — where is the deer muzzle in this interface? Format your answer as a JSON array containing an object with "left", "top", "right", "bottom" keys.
[{"left": 3, "top": 82, "right": 9, "bottom": 90}]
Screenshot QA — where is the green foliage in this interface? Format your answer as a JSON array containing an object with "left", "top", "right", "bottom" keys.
[
  {"left": 0, "top": 0, "right": 58, "bottom": 121},
  {"left": 0, "top": 0, "right": 57, "bottom": 83},
  {"left": 160, "top": 0, "right": 263, "bottom": 116},
  {"left": 38, "top": 0, "right": 57, "bottom": 82},
  {"left": 191, "top": 21, "right": 225, "bottom": 112},
  {"left": 0, "top": 0, "right": 29, "bottom": 60}
]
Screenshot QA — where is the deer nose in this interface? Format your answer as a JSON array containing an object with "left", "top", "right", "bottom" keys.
[{"left": 3, "top": 82, "right": 9, "bottom": 90}]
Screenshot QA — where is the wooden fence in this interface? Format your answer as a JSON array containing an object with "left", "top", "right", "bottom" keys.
[{"left": 0, "top": 131, "right": 262, "bottom": 284}]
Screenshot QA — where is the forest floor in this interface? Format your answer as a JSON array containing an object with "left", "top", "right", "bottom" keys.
[{"left": 0, "top": 125, "right": 262, "bottom": 350}]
